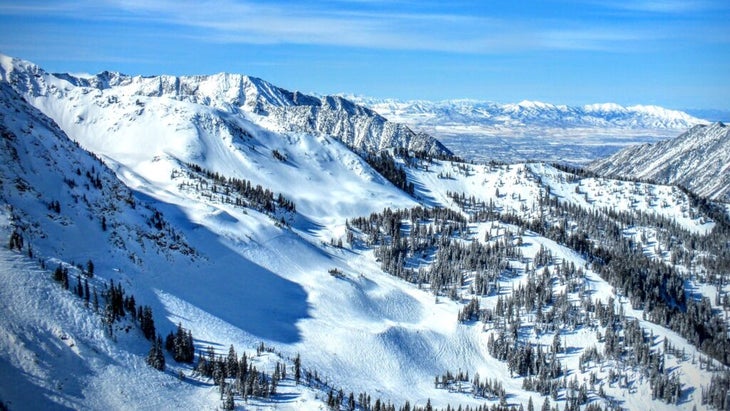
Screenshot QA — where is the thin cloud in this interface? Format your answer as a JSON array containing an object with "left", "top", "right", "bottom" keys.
[
  {"left": 599, "top": 0, "right": 723, "bottom": 13},
  {"left": 541, "top": 27, "right": 668, "bottom": 52},
  {"left": 104, "top": 0, "right": 637, "bottom": 53},
  {"left": 0, "top": 0, "right": 719, "bottom": 53}
]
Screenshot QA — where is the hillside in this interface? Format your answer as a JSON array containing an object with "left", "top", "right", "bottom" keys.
[
  {"left": 1, "top": 55, "right": 729, "bottom": 411},
  {"left": 590, "top": 122, "right": 730, "bottom": 202}
]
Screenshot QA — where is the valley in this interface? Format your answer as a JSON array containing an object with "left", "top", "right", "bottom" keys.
[{"left": 349, "top": 98, "right": 705, "bottom": 165}]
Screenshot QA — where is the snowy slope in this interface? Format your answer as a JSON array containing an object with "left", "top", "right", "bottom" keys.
[
  {"left": 0, "top": 81, "right": 213, "bottom": 410},
  {"left": 0, "top": 60, "right": 433, "bottom": 410},
  {"left": 0, "top": 63, "right": 521, "bottom": 410},
  {"left": 403, "top": 160, "right": 714, "bottom": 234},
  {"left": 0, "top": 55, "right": 449, "bottom": 158},
  {"left": 0, "top": 55, "right": 727, "bottom": 411},
  {"left": 590, "top": 122, "right": 730, "bottom": 202}
]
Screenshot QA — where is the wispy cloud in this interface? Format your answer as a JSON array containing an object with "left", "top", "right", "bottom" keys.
[
  {"left": 603, "top": 0, "right": 718, "bottom": 13},
  {"left": 541, "top": 27, "right": 666, "bottom": 52},
  {"left": 0, "top": 0, "right": 720, "bottom": 53}
]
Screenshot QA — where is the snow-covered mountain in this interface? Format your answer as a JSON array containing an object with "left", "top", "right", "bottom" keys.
[
  {"left": 1, "top": 54, "right": 729, "bottom": 411},
  {"left": 1, "top": 55, "right": 449, "bottom": 158},
  {"left": 348, "top": 97, "right": 707, "bottom": 165},
  {"left": 352, "top": 98, "right": 705, "bottom": 130},
  {"left": 589, "top": 122, "right": 730, "bottom": 202}
]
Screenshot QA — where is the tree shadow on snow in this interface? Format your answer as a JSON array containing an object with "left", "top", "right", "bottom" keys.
[{"left": 679, "top": 386, "right": 695, "bottom": 405}]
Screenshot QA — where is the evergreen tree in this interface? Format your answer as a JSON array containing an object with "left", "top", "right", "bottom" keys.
[
  {"left": 75, "top": 275, "right": 83, "bottom": 298},
  {"left": 139, "top": 306, "right": 156, "bottom": 341},
  {"left": 93, "top": 287, "right": 99, "bottom": 312},
  {"left": 348, "top": 392, "right": 356, "bottom": 411},
  {"left": 294, "top": 354, "right": 301, "bottom": 384},
  {"left": 83, "top": 279, "right": 90, "bottom": 306},
  {"left": 222, "top": 385, "right": 235, "bottom": 410},
  {"left": 226, "top": 344, "right": 237, "bottom": 377},
  {"left": 147, "top": 335, "right": 165, "bottom": 371}
]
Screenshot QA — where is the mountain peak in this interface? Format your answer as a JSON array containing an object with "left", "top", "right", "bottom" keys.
[{"left": 517, "top": 99, "right": 548, "bottom": 107}]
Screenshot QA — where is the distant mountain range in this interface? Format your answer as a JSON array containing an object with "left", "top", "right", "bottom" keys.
[
  {"left": 349, "top": 97, "right": 706, "bottom": 130},
  {"left": 590, "top": 122, "right": 730, "bottom": 202}
]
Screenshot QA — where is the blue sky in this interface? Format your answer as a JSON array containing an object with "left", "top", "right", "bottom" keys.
[{"left": 1, "top": 0, "right": 729, "bottom": 109}]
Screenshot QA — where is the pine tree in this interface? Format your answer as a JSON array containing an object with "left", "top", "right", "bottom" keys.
[
  {"left": 93, "top": 287, "right": 99, "bottom": 312},
  {"left": 226, "top": 344, "right": 237, "bottom": 377},
  {"left": 53, "top": 264, "right": 64, "bottom": 282},
  {"left": 75, "top": 275, "right": 83, "bottom": 298},
  {"left": 165, "top": 331, "right": 175, "bottom": 353},
  {"left": 147, "top": 335, "right": 165, "bottom": 371},
  {"left": 186, "top": 330, "right": 195, "bottom": 362},
  {"left": 222, "top": 385, "right": 235, "bottom": 410},
  {"left": 348, "top": 392, "right": 356, "bottom": 411},
  {"left": 294, "top": 354, "right": 301, "bottom": 384},
  {"left": 85, "top": 259, "right": 94, "bottom": 278},
  {"left": 139, "top": 306, "right": 156, "bottom": 341}
]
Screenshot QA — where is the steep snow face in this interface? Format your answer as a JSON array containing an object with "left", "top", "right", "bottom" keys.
[
  {"left": 0, "top": 61, "right": 426, "bottom": 409},
  {"left": 0, "top": 82, "right": 195, "bottom": 266},
  {"left": 0, "top": 54, "right": 450, "bottom": 157},
  {"left": 589, "top": 122, "right": 730, "bottom": 201}
]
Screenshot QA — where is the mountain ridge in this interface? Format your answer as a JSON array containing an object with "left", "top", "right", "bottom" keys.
[
  {"left": 349, "top": 96, "right": 706, "bottom": 130},
  {"left": 589, "top": 122, "right": 730, "bottom": 202},
  {"left": 0, "top": 54, "right": 450, "bottom": 157}
]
